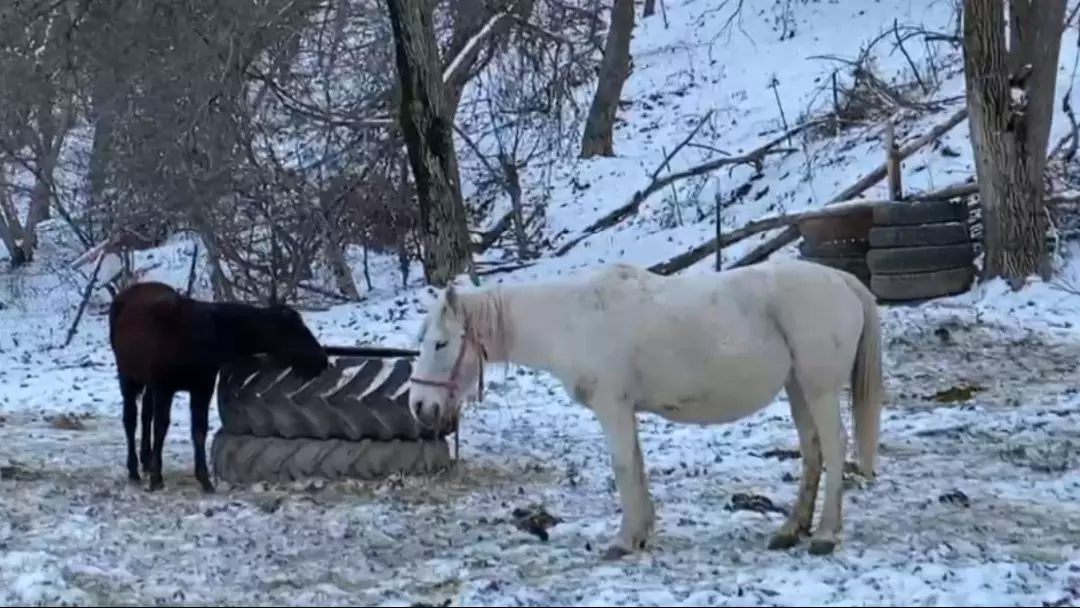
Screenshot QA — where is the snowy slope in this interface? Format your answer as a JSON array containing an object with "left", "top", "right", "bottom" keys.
[{"left": 3, "top": 0, "right": 1080, "bottom": 605}]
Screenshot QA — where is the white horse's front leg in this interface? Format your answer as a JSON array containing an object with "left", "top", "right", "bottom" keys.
[{"left": 593, "top": 396, "right": 655, "bottom": 560}]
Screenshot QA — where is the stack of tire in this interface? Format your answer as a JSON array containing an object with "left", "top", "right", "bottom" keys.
[
  {"left": 798, "top": 199, "right": 976, "bottom": 303},
  {"left": 797, "top": 205, "right": 875, "bottom": 288},
  {"left": 210, "top": 353, "right": 457, "bottom": 485}
]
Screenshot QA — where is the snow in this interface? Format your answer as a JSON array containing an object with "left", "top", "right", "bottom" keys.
[{"left": 3, "top": 0, "right": 1080, "bottom": 605}]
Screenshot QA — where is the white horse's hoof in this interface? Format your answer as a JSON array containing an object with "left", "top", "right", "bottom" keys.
[
  {"left": 767, "top": 531, "right": 801, "bottom": 551},
  {"left": 807, "top": 538, "right": 837, "bottom": 555},
  {"left": 601, "top": 544, "right": 633, "bottom": 560}
]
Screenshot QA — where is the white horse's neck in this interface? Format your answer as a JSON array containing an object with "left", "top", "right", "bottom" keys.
[{"left": 462, "top": 282, "right": 575, "bottom": 378}]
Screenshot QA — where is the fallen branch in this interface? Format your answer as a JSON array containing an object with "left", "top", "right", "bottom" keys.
[
  {"left": 728, "top": 107, "right": 968, "bottom": 269},
  {"left": 554, "top": 111, "right": 715, "bottom": 256},
  {"left": 63, "top": 251, "right": 107, "bottom": 347},
  {"left": 70, "top": 236, "right": 113, "bottom": 269},
  {"left": 473, "top": 211, "right": 515, "bottom": 254},
  {"left": 184, "top": 242, "right": 200, "bottom": 296},
  {"left": 476, "top": 261, "right": 536, "bottom": 276},
  {"left": 554, "top": 115, "right": 803, "bottom": 258},
  {"left": 911, "top": 179, "right": 977, "bottom": 201},
  {"left": 297, "top": 281, "right": 357, "bottom": 303}
]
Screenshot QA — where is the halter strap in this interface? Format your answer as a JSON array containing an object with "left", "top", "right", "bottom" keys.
[{"left": 410, "top": 322, "right": 487, "bottom": 403}]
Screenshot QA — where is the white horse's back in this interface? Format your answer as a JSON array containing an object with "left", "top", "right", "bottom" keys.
[{"left": 543, "top": 260, "right": 867, "bottom": 422}]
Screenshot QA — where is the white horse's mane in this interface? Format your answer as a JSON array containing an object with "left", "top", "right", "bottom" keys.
[
  {"left": 418, "top": 284, "right": 514, "bottom": 375},
  {"left": 458, "top": 286, "right": 514, "bottom": 366}
]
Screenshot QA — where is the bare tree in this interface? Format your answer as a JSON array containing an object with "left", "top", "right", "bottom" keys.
[
  {"left": 580, "top": 0, "right": 634, "bottom": 158},
  {"left": 0, "top": 0, "right": 602, "bottom": 299},
  {"left": 0, "top": 0, "right": 81, "bottom": 266},
  {"left": 962, "top": 0, "right": 1066, "bottom": 287},
  {"left": 385, "top": 0, "right": 474, "bottom": 286}
]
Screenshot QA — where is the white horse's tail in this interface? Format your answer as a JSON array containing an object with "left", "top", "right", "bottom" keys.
[{"left": 840, "top": 272, "right": 884, "bottom": 479}]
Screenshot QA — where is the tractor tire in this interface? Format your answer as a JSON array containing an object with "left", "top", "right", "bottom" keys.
[
  {"left": 798, "top": 207, "right": 874, "bottom": 243},
  {"left": 871, "top": 266, "right": 977, "bottom": 302},
  {"left": 798, "top": 238, "right": 870, "bottom": 257},
  {"left": 866, "top": 243, "right": 975, "bottom": 275},
  {"left": 209, "top": 432, "right": 453, "bottom": 485},
  {"left": 868, "top": 221, "right": 971, "bottom": 248},
  {"left": 217, "top": 354, "right": 456, "bottom": 442},
  {"left": 799, "top": 254, "right": 871, "bottom": 283},
  {"left": 871, "top": 200, "right": 968, "bottom": 227}
]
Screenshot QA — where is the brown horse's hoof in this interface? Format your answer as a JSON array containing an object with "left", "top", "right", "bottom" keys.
[
  {"left": 147, "top": 478, "right": 165, "bottom": 492},
  {"left": 127, "top": 472, "right": 141, "bottom": 484},
  {"left": 199, "top": 482, "right": 216, "bottom": 494}
]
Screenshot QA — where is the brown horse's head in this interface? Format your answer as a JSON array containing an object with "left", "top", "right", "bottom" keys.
[{"left": 261, "top": 305, "right": 330, "bottom": 379}]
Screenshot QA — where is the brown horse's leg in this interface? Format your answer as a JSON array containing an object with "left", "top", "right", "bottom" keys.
[
  {"left": 147, "top": 385, "right": 175, "bottom": 492},
  {"left": 139, "top": 389, "right": 153, "bottom": 474},
  {"left": 189, "top": 375, "right": 216, "bottom": 493},
  {"left": 119, "top": 376, "right": 143, "bottom": 483}
]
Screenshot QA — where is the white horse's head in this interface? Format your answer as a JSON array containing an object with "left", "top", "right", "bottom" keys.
[{"left": 408, "top": 284, "right": 486, "bottom": 429}]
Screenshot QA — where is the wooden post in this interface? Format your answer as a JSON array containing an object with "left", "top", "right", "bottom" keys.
[
  {"left": 714, "top": 189, "right": 722, "bottom": 271},
  {"left": 885, "top": 121, "right": 903, "bottom": 201}
]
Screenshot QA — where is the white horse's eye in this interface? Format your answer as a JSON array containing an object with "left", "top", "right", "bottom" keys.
[{"left": 434, "top": 340, "right": 449, "bottom": 351}]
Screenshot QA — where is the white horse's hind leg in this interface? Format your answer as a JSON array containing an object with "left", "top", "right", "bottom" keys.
[
  {"left": 767, "top": 380, "right": 822, "bottom": 551},
  {"left": 803, "top": 391, "right": 847, "bottom": 555},
  {"left": 592, "top": 394, "right": 655, "bottom": 560}
]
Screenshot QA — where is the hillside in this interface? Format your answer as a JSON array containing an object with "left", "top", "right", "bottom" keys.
[{"left": 2, "top": 0, "right": 1080, "bottom": 605}]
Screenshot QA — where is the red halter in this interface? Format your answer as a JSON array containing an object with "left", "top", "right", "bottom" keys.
[{"left": 410, "top": 322, "right": 487, "bottom": 404}]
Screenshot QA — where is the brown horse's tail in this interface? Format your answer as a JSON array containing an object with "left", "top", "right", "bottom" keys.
[
  {"left": 108, "top": 293, "right": 129, "bottom": 344},
  {"left": 839, "top": 271, "right": 884, "bottom": 479}
]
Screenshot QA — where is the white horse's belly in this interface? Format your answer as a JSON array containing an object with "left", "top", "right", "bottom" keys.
[
  {"left": 640, "top": 382, "right": 785, "bottom": 424},
  {"left": 634, "top": 349, "right": 790, "bottom": 425}
]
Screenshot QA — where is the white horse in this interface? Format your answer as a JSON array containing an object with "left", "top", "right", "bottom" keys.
[{"left": 408, "top": 258, "right": 884, "bottom": 559}]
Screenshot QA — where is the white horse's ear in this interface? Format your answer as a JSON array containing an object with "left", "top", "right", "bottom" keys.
[{"left": 443, "top": 284, "right": 459, "bottom": 313}]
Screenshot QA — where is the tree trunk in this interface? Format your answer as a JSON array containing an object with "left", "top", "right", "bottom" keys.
[
  {"left": 385, "top": 0, "right": 474, "bottom": 286},
  {"left": 86, "top": 81, "right": 118, "bottom": 241},
  {"left": 580, "top": 0, "right": 635, "bottom": 158},
  {"left": 323, "top": 235, "right": 361, "bottom": 301},
  {"left": 1007, "top": 0, "right": 1033, "bottom": 73},
  {"left": 498, "top": 152, "right": 531, "bottom": 258},
  {"left": 0, "top": 167, "right": 24, "bottom": 266},
  {"left": 1010, "top": 0, "right": 1065, "bottom": 198},
  {"left": 962, "top": 0, "right": 1065, "bottom": 288},
  {"left": 316, "top": 186, "right": 362, "bottom": 301}
]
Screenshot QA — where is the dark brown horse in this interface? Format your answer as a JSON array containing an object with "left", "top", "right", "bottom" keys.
[{"left": 108, "top": 281, "right": 329, "bottom": 492}]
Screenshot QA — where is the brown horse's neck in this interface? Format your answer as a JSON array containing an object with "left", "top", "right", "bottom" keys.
[{"left": 194, "top": 301, "right": 275, "bottom": 361}]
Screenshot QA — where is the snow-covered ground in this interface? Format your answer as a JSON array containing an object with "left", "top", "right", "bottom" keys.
[{"left": 4, "top": 0, "right": 1080, "bottom": 605}]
